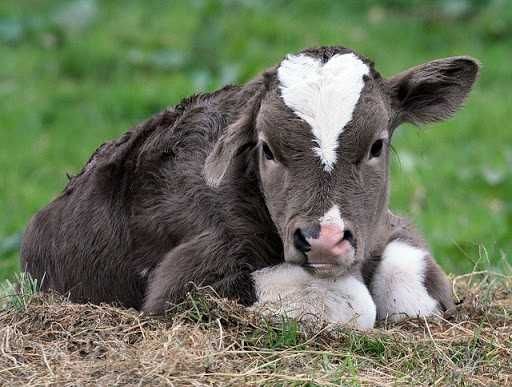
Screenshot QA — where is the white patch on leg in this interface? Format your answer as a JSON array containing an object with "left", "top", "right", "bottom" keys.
[
  {"left": 251, "top": 264, "right": 376, "bottom": 330},
  {"left": 319, "top": 205, "right": 344, "bottom": 228},
  {"left": 370, "top": 240, "right": 439, "bottom": 321},
  {"left": 277, "top": 52, "right": 369, "bottom": 172}
]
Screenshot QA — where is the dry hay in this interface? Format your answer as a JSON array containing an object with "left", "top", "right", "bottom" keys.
[{"left": 1, "top": 272, "right": 511, "bottom": 386}]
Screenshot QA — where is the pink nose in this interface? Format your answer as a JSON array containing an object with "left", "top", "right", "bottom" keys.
[{"left": 294, "top": 224, "right": 353, "bottom": 265}]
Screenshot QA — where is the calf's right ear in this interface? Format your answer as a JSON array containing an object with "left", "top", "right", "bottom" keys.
[
  {"left": 386, "top": 56, "right": 480, "bottom": 128},
  {"left": 203, "top": 90, "right": 264, "bottom": 188}
]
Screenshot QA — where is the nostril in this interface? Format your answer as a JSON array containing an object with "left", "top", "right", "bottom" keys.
[
  {"left": 343, "top": 229, "right": 355, "bottom": 247},
  {"left": 293, "top": 228, "right": 310, "bottom": 253}
]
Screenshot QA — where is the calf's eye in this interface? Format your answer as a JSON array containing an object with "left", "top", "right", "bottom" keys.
[
  {"left": 261, "top": 142, "right": 275, "bottom": 161},
  {"left": 369, "top": 139, "right": 384, "bottom": 159}
]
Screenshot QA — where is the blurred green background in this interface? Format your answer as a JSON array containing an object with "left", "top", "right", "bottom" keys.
[{"left": 0, "top": 0, "right": 510, "bottom": 280}]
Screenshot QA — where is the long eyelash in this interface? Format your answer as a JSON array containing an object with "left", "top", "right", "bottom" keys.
[
  {"left": 235, "top": 141, "right": 258, "bottom": 158},
  {"left": 249, "top": 142, "right": 260, "bottom": 153}
]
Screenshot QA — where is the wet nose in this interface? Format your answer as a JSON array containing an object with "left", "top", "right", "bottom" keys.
[
  {"left": 293, "top": 226, "right": 313, "bottom": 254},
  {"left": 293, "top": 224, "right": 354, "bottom": 261}
]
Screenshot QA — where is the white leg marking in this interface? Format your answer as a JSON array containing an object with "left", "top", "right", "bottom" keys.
[
  {"left": 370, "top": 240, "right": 439, "bottom": 321},
  {"left": 252, "top": 264, "right": 376, "bottom": 330},
  {"left": 277, "top": 53, "right": 369, "bottom": 172}
]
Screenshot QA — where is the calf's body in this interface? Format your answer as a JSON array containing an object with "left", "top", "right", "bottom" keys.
[
  {"left": 21, "top": 46, "right": 478, "bottom": 322},
  {"left": 22, "top": 84, "right": 282, "bottom": 310}
]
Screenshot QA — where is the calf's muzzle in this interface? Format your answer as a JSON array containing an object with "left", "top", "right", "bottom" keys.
[{"left": 293, "top": 222, "right": 356, "bottom": 274}]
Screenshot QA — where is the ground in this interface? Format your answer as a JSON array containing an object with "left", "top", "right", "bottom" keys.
[
  {"left": 0, "top": 1, "right": 511, "bottom": 279},
  {"left": 0, "top": 3, "right": 511, "bottom": 384},
  {"left": 0, "top": 272, "right": 510, "bottom": 385}
]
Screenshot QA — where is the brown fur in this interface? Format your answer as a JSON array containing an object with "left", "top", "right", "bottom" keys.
[{"left": 21, "top": 46, "right": 479, "bottom": 313}]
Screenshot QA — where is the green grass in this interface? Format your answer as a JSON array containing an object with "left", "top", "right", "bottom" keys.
[
  {"left": 0, "top": 0, "right": 511, "bottom": 279},
  {"left": 0, "top": 271, "right": 42, "bottom": 310}
]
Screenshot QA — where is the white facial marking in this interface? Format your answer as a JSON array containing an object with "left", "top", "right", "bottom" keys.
[
  {"left": 251, "top": 264, "right": 376, "bottom": 330},
  {"left": 277, "top": 53, "right": 369, "bottom": 172},
  {"left": 319, "top": 205, "right": 344, "bottom": 228},
  {"left": 370, "top": 240, "right": 439, "bottom": 322}
]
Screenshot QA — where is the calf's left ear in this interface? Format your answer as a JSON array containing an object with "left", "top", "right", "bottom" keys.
[
  {"left": 386, "top": 56, "right": 480, "bottom": 128},
  {"left": 203, "top": 89, "right": 264, "bottom": 188}
]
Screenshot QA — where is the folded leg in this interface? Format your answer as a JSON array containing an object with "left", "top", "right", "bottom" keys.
[
  {"left": 369, "top": 239, "right": 454, "bottom": 322},
  {"left": 252, "top": 264, "right": 376, "bottom": 330},
  {"left": 143, "top": 233, "right": 257, "bottom": 313}
]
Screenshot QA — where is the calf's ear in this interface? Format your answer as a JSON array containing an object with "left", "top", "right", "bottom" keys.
[
  {"left": 386, "top": 56, "right": 480, "bottom": 127},
  {"left": 203, "top": 90, "right": 264, "bottom": 188}
]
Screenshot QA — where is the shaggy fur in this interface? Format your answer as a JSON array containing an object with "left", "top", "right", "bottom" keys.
[{"left": 21, "top": 46, "right": 479, "bottom": 315}]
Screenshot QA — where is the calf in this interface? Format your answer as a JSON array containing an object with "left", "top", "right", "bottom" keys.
[{"left": 21, "top": 46, "right": 478, "bottom": 326}]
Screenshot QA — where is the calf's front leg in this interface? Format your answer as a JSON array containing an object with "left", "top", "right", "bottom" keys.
[
  {"left": 366, "top": 220, "right": 455, "bottom": 322},
  {"left": 252, "top": 264, "right": 376, "bottom": 330},
  {"left": 143, "top": 233, "right": 257, "bottom": 314}
]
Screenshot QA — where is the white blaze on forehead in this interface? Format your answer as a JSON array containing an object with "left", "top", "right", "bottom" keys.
[
  {"left": 277, "top": 53, "right": 369, "bottom": 172},
  {"left": 319, "top": 205, "right": 344, "bottom": 228}
]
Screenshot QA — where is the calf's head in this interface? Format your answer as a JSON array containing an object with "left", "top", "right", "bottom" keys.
[{"left": 204, "top": 46, "right": 478, "bottom": 277}]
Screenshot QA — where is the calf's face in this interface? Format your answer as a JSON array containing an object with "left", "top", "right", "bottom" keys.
[
  {"left": 256, "top": 53, "right": 390, "bottom": 275},
  {"left": 205, "top": 47, "right": 479, "bottom": 277}
]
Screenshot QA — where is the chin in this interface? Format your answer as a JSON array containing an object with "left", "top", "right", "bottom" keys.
[{"left": 303, "top": 261, "right": 358, "bottom": 278}]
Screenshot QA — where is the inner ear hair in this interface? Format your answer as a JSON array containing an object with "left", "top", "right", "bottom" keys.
[
  {"left": 386, "top": 56, "right": 480, "bottom": 128},
  {"left": 203, "top": 84, "right": 267, "bottom": 188}
]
